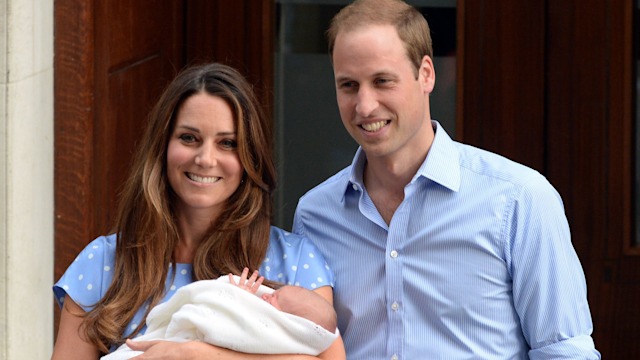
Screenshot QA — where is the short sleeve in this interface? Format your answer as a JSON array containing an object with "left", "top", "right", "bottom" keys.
[
  {"left": 53, "top": 234, "right": 117, "bottom": 311},
  {"left": 261, "top": 226, "right": 335, "bottom": 290}
]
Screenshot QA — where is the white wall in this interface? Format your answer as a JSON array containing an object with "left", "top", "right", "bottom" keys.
[{"left": 0, "top": 0, "right": 54, "bottom": 358}]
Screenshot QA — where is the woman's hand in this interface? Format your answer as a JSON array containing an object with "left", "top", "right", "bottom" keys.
[
  {"left": 127, "top": 339, "right": 211, "bottom": 359},
  {"left": 126, "top": 340, "right": 297, "bottom": 360}
]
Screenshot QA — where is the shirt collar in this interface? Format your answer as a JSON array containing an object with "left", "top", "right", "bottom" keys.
[
  {"left": 343, "top": 120, "right": 461, "bottom": 199},
  {"left": 417, "top": 120, "right": 461, "bottom": 191}
]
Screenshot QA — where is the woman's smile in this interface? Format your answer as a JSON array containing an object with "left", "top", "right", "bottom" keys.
[{"left": 186, "top": 172, "right": 221, "bottom": 184}]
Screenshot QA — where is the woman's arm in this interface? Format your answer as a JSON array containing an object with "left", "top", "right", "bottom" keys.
[
  {"left": 51, "top": 295, "right": 100, "bottom": 360},
  {"left": 129, "top": 332, "right": 345, "bottom": 360}
]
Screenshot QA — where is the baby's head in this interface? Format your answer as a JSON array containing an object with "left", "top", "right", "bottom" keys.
[{"left": 261, "top": 286, "right": 337, "bottom": 333}]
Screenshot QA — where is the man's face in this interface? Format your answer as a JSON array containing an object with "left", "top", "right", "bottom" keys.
[{"left": 332, "top": 24, "right": 435, "bottom": 162}]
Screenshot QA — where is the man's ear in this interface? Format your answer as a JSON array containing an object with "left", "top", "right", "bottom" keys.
[{"left": 419, "top": 55, "right": 436, "bottom": 93}]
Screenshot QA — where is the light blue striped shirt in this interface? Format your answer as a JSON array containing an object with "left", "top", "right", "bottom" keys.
[{"left": 293, "top": 121, "right": 600, "bottom": 359}]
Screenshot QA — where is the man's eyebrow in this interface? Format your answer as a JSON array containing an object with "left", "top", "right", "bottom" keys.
[
  {"left": 372, "top": 70, "right": 397, "bottom": 78},
  {"left": 335, "top": 75, "right": 353, "bottom": 83},
  {"left": 335, "top": 71, "right": 397, "bottom": 83}
]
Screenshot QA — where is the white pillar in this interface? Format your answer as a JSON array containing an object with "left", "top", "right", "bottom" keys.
[{"left": 0, "top": 0, "right": 54, "bottom": 358}]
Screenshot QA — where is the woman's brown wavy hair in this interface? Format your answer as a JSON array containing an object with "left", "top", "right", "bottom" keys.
[{"left": 80, "top": 63, "right": 276, "bottom": 353}]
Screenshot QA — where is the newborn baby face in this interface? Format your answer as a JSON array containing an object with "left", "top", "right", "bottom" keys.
[
  {"left": 262, "top": 285, "right": 296, "bottom": 311},
  {"left": 261, "top": 286, "right": 290, "bottom": 310}
]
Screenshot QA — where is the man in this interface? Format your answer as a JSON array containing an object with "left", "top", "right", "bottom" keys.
[{"left": 292, "top": 0, "right": 600, "bottom": 359}]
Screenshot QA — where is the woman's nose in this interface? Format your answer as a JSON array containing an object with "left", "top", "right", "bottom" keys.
[{"left": 195, "top": 144, "right": 216, "bottom": 167}]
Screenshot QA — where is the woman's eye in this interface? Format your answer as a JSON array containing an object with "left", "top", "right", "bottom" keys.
[
  {"left": 179, "top": 134, "right": 197, "bottom": 143},
  {"left": 220, "top": 139, "right": 237, "bottom": 149}
]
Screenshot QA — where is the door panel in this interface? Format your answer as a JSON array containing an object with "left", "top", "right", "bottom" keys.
[
  {"left": 457, "top": 0, "right": 545, "bottom": 172},
  {"left": 93, "top": 0, "right": 184, "bottom": 233},
  {"left": 55, "top": 0, "right": 97, "bottom": 278},
  {"left": 186, "top": 0, "right": 274, "bottom": 110}
]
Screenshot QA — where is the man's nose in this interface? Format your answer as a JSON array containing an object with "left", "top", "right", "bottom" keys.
[{"left": 355, "top": 86, "right": 378, "bottom": 117}]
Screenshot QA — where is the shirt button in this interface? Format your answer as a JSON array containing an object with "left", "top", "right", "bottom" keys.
[
  {"left": 391, "top": 355, "right": 398, "bottom": 360},
  {"left": 391, "top": 302, "right": 399, "bottom": 311},
  {"left": 390, "top": 250, "right": 398, "bottom": 258},
  {"left": 352, "top": 183, "right": 358, "bottom": 191}
]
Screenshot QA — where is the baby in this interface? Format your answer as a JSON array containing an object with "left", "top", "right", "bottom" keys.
[
  {"left": 102, "top": 268, "right": 339, "bottom": 359},
  {"left": 229, "top": 267, "right": 337, "bottom": 333}
]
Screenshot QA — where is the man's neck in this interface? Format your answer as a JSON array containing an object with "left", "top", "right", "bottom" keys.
[
  {"left": 363, "top": 153, "right": 424, "bottom": 225},
  {"left": 361, "top": 120, "right": 436, "bottom": 224}
]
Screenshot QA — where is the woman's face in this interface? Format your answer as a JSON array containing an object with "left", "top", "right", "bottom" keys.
[{"left": 166, "top": 92, "right": 243, "bottom": 220}]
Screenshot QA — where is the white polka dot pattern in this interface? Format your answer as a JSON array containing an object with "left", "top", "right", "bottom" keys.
[{"left": 52, "top": 227, "right": 335, "bottom": 351}]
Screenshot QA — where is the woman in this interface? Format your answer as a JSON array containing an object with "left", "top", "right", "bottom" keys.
[{"left": 51, "top": 63, "right": 345, "bottom": 360}]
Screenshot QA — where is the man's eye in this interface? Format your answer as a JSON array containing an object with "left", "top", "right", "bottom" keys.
[{"left": 339, "top": 81, "right": 357, "bottom": 89}]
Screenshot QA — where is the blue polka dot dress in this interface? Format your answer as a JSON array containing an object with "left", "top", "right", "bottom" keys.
[{"left": 53, "top": 226, "right": 335, "bottom": 351}]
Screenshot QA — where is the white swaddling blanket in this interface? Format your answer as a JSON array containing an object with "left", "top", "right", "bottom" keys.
[{"left": 101, "top": 276, "right": 338, "bottom": 359}]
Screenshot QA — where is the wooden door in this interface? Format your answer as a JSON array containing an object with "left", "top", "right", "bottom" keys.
[
  {"left": 544, "top": 1, "right": 640, "bottom": 357},
  {"left": 459, "top": 0, "right": 639, "bottom": 358},
  {"left": 54, "top": 0, "right": 273, "bottom": 335}
]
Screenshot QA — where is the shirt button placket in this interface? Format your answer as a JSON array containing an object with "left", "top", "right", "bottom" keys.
[
  {"left": 387, "top": 248, "right": 402, "bottom": 358},
  {"left": 389, "top": 251, "right": 400, "bottom": 312},
  {"left": 387, "top": 199, "right": 408, "bottom": 360}
]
